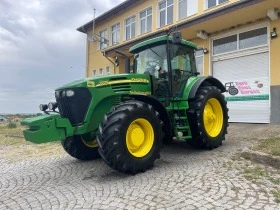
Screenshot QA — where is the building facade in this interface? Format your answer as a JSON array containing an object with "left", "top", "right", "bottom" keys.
[{"left": 77, "top": 0, "right": 280, "bottom": 124}]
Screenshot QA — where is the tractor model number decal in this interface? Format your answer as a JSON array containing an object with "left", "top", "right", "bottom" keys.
[
  {"left": 98, "top": 81, "right": 110, "bottom": 86},
  {"left": 130, "top": 91, "right": 151, "bottom": 95},
  {"left": 131, "top": 78, "right": 149, "bottom": 83}
]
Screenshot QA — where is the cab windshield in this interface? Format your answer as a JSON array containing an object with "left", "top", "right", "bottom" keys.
[{"left": 134, "top": 43, "right": 197, "bottom": 78}]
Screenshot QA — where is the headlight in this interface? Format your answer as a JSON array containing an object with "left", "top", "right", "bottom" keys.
[
  {"left": 66, "top": 90, "right": 75, "bottom": 97},
  {"left": 48, "top": 102, "right": 58, "bottom": 110},
  {"left": 62, "top": 90, "right": 66, "bottom": 97},
  {"left": 39, "top": 104, "right": 48, "bottom": 111},
  {"left": 55, "top": 91, "right": 60, "bottom": 98}
]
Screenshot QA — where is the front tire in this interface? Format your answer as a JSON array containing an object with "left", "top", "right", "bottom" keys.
[
  {"left": 187, "top": 86, "right": 229, "bottom": 149},
  {"left": 97, "top": 101, "right": 163, "bottom": 174},
  {"left": 61, "top": 135, "right": 100, "bottom": 160}
]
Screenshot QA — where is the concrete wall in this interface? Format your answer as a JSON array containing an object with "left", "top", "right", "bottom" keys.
[
  {"left": 270, "top": 86, "right": 280, "bottom": 124},
  {"left": 269, "top": 19, "right": 280, "bottom": 124}
]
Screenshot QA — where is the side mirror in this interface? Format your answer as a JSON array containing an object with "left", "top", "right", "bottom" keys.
[{"left": 115, "top": 56, "right": 120, "bottom": 67}]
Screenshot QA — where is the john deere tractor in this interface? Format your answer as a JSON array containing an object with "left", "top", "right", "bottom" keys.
[{"left": 21, "top": 32, "right": 228, "bottom": 174}]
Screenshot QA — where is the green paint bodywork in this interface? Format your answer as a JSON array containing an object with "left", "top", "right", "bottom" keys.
[
  {"left": 21, "top": 74, "right": 154, "bottom": 144},
  {"left": 21, "top": 36, "right": 204, "bottom": 144}
]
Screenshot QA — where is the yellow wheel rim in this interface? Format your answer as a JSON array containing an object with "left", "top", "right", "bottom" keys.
[
  {"left": 203, "top": 98, "right": 223, "bottom": 137},
  {"left": 82, "top": 137, "right": 98, "bottom": 148},
  {"left": 126, "top": 118, "right": 154, "bottom": 157}
]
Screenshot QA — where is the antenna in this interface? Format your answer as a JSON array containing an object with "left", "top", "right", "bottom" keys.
[
  {"left": 87, "top": 8, "right": 96, "bottom": 42},
  {"left": 86, "top": 8, "right": 109, "bottom": 47}
]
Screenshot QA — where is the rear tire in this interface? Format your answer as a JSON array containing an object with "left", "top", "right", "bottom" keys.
[
  {"left": 187, "top": 86, "right": 228, "bottom": 149},
  {"left": 61, "top": 135, "right": 100, "bottom": 160},
  {"left": 97, "top": 101, "right": 163, "bottom": 174}
]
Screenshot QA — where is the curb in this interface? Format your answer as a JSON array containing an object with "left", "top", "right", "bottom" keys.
[{"left": 246, "top": 150, "right": 280, "bottom": 169}]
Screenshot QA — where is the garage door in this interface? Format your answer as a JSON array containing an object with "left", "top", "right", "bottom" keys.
[
  {"left": 213, "top": 52, "right": 269, "bottom": 123},
  {"left": 212, "top": 26, "right": 270, "bottom": 123}
]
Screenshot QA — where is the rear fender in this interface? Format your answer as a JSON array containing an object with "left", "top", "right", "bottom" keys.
[{"left": 188, "top": 76, "right": 226, "bottom": 100}]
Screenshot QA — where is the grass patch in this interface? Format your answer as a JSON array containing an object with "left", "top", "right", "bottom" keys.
[
  {"left": 253, "top": 137, "right": 280, "bottom": 156},
  {"left": 0, "top": 123, "right": 65, "bottom": 162},
  {"left": 271, "top": 190, "right": 280, "bottom": 203},
  {"left": 7, "top": 122, "right": 17, "bottom": 129},
  {"left": 243, "top": 165, "right": 268, "bottom": 181},
  {"left": 0, "top": 123, "right": 25, "bottom": 137},
  {"left": 268, "top": 177, "right": 280, "bottom": 185},
  {"left": 241, "top": 151, "right": 251, "bottom": 160}
]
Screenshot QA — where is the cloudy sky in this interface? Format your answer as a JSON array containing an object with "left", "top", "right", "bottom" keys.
[{"left": 0, "top": 0, "right": 125, "bottom": 114}]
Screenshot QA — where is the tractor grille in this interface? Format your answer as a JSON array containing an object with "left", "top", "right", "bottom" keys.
[
  {"left": 111, "top": 83, "right": 131, "bottom": 93},
  {"left": 56, "top": 88, "right": 91, "bottom": 126}
]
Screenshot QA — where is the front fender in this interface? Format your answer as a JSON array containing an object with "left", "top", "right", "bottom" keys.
[{"left": 21, "top": 114, "right": 73, "bottom": 144}]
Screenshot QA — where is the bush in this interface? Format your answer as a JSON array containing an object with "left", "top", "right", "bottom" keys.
[{"left": 7, "top": 122, "right": 17, "bottom": 129}]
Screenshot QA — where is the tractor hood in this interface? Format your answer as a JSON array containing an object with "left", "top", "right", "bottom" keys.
[
  {"left": 56, "top": 74, "right": 131, "bottom": 90},
  {"left": 55, "top": 74, "right": 151, "bottom": 90}
]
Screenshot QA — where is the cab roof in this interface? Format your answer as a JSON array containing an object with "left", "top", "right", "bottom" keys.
[{"left": 129, "top": 35, "right": 197, "bottom": 54}]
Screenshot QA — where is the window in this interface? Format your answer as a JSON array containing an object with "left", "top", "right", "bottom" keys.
[
  {"left": 213, "top": 27, "right": 268, "bottom": 55},
  {"left": 205, "top": 0, "right": 228, "bottom": 9},
  {"left": 106, "top": 66, "right": 110, "bottom": 75},
  {"left": 99, "top": 68, "right": 103, "bottom": 75},
  {"left": 134, "top": 44, "right": 195, "bottom": 76},
  {"left": 171, "top": 45, "right": 196, "bottom": 72},
  {"left": 239, "top": 27, "right": 267, "bottom": 49},
  {"left": 140, "top": 8, "right": 152, "bottom": 34},
  {"left": 111, "top": 23, "right": 120, "bottom": 45},
  {"left": 158, "top": 0, "right": 173, "bottom": 27},
  {"left": 93, "top": 70, "right": 96, "bottom": 77},
  {"left": 195, "top": 49, "right": 204, "bottom": 75},
  {"left": 135, "top": 44, "right": 168, "bottom": 77},
  {"left": 213, "top": 35, "right": 237, "bottom": 55},
  {"left": 98, "top": 29, "right": 108, "bottom": 50},
  {"left": 178, "top": 0, "right": 198, "bottom": 20},
  {"left": 125, "top": 16, "right": 136, "bottom": 40}
]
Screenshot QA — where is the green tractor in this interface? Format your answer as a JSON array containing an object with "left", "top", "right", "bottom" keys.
[{"left": 21, "top": 32, "right": 228, "bottom": 174}]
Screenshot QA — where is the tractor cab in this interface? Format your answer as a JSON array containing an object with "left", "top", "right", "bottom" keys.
[{"left": 130, "top": 34, "right": 198, "bottom": 100}]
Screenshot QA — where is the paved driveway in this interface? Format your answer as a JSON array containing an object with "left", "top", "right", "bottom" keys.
[{"left": 0, "top": 124, "right": 279, "bottom": 209}]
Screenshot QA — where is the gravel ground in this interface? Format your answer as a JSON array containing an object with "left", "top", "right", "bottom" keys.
[{"left": 0, "top": 123, "right": 279, "bottom": 209}]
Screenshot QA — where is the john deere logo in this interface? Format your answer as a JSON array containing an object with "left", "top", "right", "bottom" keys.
[{"left": 87, "top": 81, "right": 95, "bottom": 87}]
